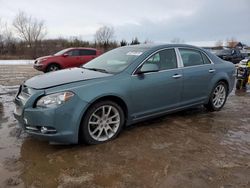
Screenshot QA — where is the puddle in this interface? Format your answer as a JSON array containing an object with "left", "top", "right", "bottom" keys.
[
  {"left": 0, "top": 85, "right": 26, "bottom": 186},
  {"left": 0, "top": 75, "right": 250, "bottom": 187},
  {"left": 221, "top": 125, "right": 250, "bottom": 155}
]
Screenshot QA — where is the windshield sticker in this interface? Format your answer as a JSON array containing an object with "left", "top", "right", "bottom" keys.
[{"left": 126, "top": 52, "right": 143, "bottom": 56}]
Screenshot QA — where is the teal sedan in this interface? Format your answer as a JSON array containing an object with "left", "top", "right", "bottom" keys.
[{"left": 14, "top": 44, "right": 235, "bottom": 144}]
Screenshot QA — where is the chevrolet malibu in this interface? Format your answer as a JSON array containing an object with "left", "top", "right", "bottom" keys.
[{"left": 14, "top": 44, "right": 235, "bottom": 144}]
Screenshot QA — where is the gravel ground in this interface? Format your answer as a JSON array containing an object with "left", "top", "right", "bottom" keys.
[
  {"left": 0, "top": 65, "right": 40, "bottom": 86},
  {"left": 0, "top": 65, "right": 250, "bottom": 188}
]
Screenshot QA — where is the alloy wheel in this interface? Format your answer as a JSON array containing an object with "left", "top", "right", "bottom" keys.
[
  {"left": 48, "top": 65, "right": 59, "bottom": 71},
  {"left": 88, "top": 105, "right": 120, "bottom": 142},
  {"left": 212, "top": 84, "right": 226, "bottom": 108}
]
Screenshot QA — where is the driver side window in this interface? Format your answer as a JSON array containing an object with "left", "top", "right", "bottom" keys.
[
  {"left": 143, "top": 49, "right": 177, "bottom": 71},
  {"left": 67, "top": 50, "right": 80, "bottom": 56}
]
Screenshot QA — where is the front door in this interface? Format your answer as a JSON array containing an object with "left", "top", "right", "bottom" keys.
[
  {"left": 64, "top": 49, "right": 82, "bottom": 68},
  {"left": 130, "top": 48, "right": 183, "bottom": 120}
]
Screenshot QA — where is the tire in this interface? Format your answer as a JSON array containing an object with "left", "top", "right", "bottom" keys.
[
  {"left": 204, "top": 81, "right": 228, "bottom": 111},
  {"left": 45, "top": 64, "right": 60, "bottom": 72},
  {"left": 80, "top": 100, "right": 125, "bottom": 145}
]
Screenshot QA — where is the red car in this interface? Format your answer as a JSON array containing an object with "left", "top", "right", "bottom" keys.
[{"left": 34, "top": 48, "right": 102, "bottom": 72}]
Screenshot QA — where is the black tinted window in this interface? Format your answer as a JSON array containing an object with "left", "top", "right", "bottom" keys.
[
  {"left": 144, "top": 49, "right": 177, "bottom": 70},
  {"left": 179, "top": 49, "right": 203, "bottom": 67},
  {"left": 68, "top": 50, "right": 80, "bottom": 56},
  {"left": 80, "top": 49, "right": 96, "bottom": 56}
]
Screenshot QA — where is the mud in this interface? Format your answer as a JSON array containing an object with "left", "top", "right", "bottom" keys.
[{"left": 0, "top": 65, "right": 250, "bottom": 188}]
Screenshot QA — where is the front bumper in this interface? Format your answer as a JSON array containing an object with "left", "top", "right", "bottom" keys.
[
  {"left": 14, "top": 111, "right": 78, "bottom": 144},
  {"left": 33, "top": 63, "right": 45, "bottom": 71},
  {"left": 14, "top": 89, "right": 89, "bottom": 144}
]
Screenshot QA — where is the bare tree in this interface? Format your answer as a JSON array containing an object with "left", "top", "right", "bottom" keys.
[
  {"left": 94, "top": 26, "right": 114, "bottom": 50},
  {"left": 0, "top": 18, "right": 4, "bottom": 55},
  {"left": 0, "top": 19, "right": 15, "bottom": 55},
  {"left": 226, "top": 37, "right": 238, "bottom": 48},
  {"left": 0, "top": 18, "right": 3, "bottom": 43},
  {"left": 13, "top": 11, "right": 47, "bottom": 57}
]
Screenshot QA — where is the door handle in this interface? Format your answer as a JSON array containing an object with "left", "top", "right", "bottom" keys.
[
  {"left": 209, "top": 69, "right": 215, "bottom": 73},
  {"left": 172, "top": 74, "right": 182, "bottom": 79}
]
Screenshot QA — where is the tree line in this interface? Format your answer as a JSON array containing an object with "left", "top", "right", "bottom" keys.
[
  {"left": 0, "top": 11, "right": 146, "bottom": 59},
  {"left": 1, "top": 11, "right": 243, "bottom": 59}
]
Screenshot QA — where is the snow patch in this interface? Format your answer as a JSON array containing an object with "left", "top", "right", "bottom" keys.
[{"left": 0, "top": 60, "right": 34, "bottom": 65}]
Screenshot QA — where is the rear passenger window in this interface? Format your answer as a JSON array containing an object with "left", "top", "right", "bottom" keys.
[
  {"left": 80, "top": 49, "right": 96, "bottom": 56},
  {"left": 179, "top": 49, "right": 203, "bottom": 67},
  {"left": 201, "top": 53, "right": 211, "bottom": 64}
]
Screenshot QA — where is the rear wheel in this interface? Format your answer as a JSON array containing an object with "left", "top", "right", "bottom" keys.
[
  {"left": 204, "top": 81, "right": 228, "bottom": 111},
  {"left": 80, "top": 100, "right": 124, "bottom": 145},
  {"left": 46, "top": 64, "right": 60, "bottom": 72}
]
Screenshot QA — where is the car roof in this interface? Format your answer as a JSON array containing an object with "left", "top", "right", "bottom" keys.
[
  {"left": 119, "top": 43, "right": 205, "bottom": 51},
  {"left": 65, "top": 47, "right": 98, "bottom": 51}
]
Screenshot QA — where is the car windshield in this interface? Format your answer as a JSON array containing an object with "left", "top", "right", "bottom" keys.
[
  {"left": 83, "top": 47, "right": 147, "bottom": 74},
  {"left": 54, "top": 49, "right": 69, "bottom": 56}
]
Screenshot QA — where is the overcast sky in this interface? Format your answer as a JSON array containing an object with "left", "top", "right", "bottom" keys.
[{"left": 0, "top": 0, "right": 250, "bottom": 45}]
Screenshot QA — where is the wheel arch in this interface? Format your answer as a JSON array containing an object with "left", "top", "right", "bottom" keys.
[
  {"left": 205, "top": 73, "right": 231, "bottom": 104},
  {"left": 216, "top": 79, "right": 229, "bottom": 93},
  {"left": 211, "top": 72, "right": 231, "bottom": 93},
  {"left": 77, "top": 95, "right": 128, "bottom": 142}
]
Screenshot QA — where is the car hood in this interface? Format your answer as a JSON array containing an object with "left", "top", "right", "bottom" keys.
[
  {"left": 36, "top": 55, "right": 53, "bottom": 61},
  {"left": 25, "top": 68, "right": 111, "bottom": 89}
]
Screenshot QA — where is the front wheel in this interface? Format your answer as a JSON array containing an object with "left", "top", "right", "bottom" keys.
[
  {"left": 80, "top": 101, "right": 125, "bottom": 145},
  {"left": 46, "top": 64, "right": 60, "bottom": 72},
  {"left": 204, "top": 82, "right": 228, "bottom": 111}
]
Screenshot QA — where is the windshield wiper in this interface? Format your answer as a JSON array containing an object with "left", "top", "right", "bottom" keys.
[{"left": 82, "top": 67, "right": 109, "bottom": 73}]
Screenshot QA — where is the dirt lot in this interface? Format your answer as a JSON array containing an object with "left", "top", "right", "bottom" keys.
[{"left": 0, "top": 65, "right": 250, "bottom": 188}]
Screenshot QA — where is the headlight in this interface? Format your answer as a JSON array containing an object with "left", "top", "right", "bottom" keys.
[{"left": 36, "top": 91, "right": 75, "bottom": 108}]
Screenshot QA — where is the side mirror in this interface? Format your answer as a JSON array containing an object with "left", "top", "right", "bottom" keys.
[
  {"left": 63, "top": 53, "right": 69, "bottom": 57},
  {"left": 137, "top": 64, "right": 159, "bottom": 74}
]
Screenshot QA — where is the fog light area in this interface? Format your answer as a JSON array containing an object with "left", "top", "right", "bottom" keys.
[{"left": 25, "top": 126, "right": 57, "bottom": 134}]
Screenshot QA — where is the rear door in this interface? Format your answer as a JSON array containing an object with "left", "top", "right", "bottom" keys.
[
  {"left": 178, "top": 48, "right": 215, "bottom": 106},
  {"left": 79, "top": 49, "right": 97, "bottom": 66}
]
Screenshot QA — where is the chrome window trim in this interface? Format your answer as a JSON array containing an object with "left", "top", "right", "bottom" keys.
[
  {"left": 178, "top": 63, "right": 213, "bottom": 70},
  {"left": 132, "top": 47, "right": 215, "bottom": 76},
  {"left": 175, "top": 47, "right": 184, "bottom": 68},
  {"left": 132, "top": 47, "right": 180, "bottom": 76}
]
